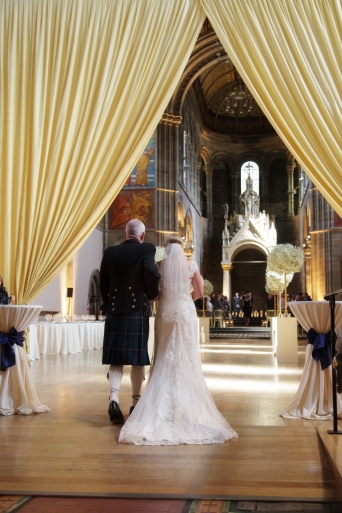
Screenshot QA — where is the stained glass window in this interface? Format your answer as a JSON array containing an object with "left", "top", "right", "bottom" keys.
[{"left": 241, "top": 161, "right": 259, "bottom": 195}]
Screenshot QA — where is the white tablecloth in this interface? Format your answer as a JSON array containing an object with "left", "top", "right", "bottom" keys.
[
  {"left": 28, "top": 322, "right": 104, "bottom": 358},
  {"left": 78, "top": 322, "right": 104, "bottom": 350},
  {"left": 0, "top": 305, "right": 50, "bottom": 416},
  {"left": 281, "top": 301, "right": 342, "bottom": 420}
]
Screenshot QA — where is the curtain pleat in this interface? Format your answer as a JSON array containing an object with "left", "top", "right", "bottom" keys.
[
  {"left": 200, "top": 0, "right": 342, "bottom": 216},
  {"left": 0, "top": 0, "right": 205, "bottom": 303}
]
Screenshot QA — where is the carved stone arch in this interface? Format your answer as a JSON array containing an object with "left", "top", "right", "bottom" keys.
[
  {"left": 212, "top": 151, "right": 235, "bottom": 172},
  {"left": 236, "top": 153, "right": 263, "bottom": 171},
  {"left": 265, "top": 149, "right": 287, "bottom": 169},
  {"left": 88, "top": 269, "right": 101, "bottom": 318},
  {"left": 230, "top": 240, "right": 269, "bottom": 262},
  {"left": 200, "top": 146, "right": 211, "bottom": 165}
]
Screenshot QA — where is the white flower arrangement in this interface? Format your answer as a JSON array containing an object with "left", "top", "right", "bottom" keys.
[
  {"left": 266, "top": 283, "right": 280, "bottom": 295},
  {"left": 203, "top": 279, "right": 213, "bottom": 296},
  {"left": 266, "top": 268, "right": 293, "bottom": 292},
  {"left": 267, "top": 244, "right": 304, "bottom": 274},
  {"left": 266, "top": 272, "right": 283, "bottom": 293},
  {"left": 154, "top": 246, "right": 166, "bottom": 262}
]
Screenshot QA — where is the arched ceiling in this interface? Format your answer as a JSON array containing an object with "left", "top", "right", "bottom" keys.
[{"left": 170, "top": 21, "right": 276, "bottom": 137}]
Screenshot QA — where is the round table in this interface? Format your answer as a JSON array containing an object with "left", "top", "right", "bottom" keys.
[
  {"left": 34, "top": 322, "right": 82, "bottom": 354},
  {"left": 28, "top": 322, "right": 104, "bottom": 358},
  {"left": 0, "top": 305, "right": 50, "bottom": 416},
  {"left": 281, "top": 301, "right": 342, "bottom": 420}
]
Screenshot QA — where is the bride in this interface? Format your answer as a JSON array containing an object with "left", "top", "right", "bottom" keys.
[{"left": 119, "top": 234, "right": 237, "bottom": 445}]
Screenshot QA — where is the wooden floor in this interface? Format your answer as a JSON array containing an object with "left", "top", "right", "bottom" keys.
[{"left": 0, "top": 339, "right": 337, "bottom": 501}]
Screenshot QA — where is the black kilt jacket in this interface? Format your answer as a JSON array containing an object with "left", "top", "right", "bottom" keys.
[{"left": 100, "top": 239, "right": 160, "bottom": 316}]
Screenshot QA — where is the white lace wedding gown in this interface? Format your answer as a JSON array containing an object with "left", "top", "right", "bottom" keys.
[{"left": 119, "top": 260, "right": 237, "bottom": 445}]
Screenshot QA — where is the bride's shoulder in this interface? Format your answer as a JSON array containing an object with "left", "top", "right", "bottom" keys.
[{"left": 188, "top": 260, "right": 199, "bottom": 278}]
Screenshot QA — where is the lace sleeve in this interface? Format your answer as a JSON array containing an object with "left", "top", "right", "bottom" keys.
[{"left": 188, "top": 260, "right": 199, "bottom": 279}]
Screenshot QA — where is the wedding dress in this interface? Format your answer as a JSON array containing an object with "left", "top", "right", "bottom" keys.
[{"left": 119, "top": 243, "right": 237, "bottom": 445}]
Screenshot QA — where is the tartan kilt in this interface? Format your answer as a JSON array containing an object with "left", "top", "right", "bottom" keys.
[{"left": 102, "top": 309, "right": 150, "bottom": 366}]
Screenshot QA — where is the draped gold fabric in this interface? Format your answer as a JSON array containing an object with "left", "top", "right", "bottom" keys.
[
  {"left": 201, "top": 0, "right": 342, "bottom": 216},
  {"left": 0, "top": 0, "right": 341, "bottom": 305},
  {"left": 0, "top": 0, "right": 205, "bottom": 303}
]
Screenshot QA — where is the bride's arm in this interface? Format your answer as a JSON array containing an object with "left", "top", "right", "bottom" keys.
[{"left": 191, "top": 270, "right": 203, "bottom": 301}]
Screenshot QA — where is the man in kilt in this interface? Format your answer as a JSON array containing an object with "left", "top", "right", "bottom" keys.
[{"left": 100, "top": 218, "right": 160, "bottom": 424}]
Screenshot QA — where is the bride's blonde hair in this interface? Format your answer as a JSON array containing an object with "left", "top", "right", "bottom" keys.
[{"left": 164, "top": 234, "right": 183, "bottom": 247}]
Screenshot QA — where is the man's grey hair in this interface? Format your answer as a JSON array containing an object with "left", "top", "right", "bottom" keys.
[{"left": 126, "top": 218, "right": 145, "bottom": 238}]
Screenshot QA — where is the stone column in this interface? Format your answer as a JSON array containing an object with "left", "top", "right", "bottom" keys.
[
  {"left": 286, "top": 164, "right": 295, "bottom": 218},
  {"left": 221, "top": 263, "right": 233, "bottom": 305},
  {"left": 204, "top": 163, "right": 213, "bottom": 219},
  {"left": 157, "top": 113, "right": 182, "bottom": 238}
]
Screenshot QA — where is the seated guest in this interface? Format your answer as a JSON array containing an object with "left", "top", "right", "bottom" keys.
[
  {"left": 205, "top": 296, "right": 213, "bottom": 317},
  {"left": 0, "top": 275, "right": 15, "bottom": 304},
  {"left": 213, "top": 294, "right": 223, "bottom": 311}
]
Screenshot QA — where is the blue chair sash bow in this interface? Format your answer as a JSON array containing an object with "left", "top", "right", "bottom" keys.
[
  {"left": 306, "top": 328, "right": 332, "bottom": 370},
  {"left": 0, "top": 327, "right": 25, "bottom": 371}
]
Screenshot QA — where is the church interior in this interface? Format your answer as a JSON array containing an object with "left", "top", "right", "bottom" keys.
[
  {"left": 1, "top": 2, "right": 342, "bottom": 512},
  {"left": 29, "top": 23, "right": 342, "bottom": 319}
]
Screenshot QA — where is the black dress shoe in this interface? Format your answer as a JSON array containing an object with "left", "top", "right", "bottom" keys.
[
  {"left": 108, "top": 401, "right": 124, "bottom": 424},
  {"left": 129, "top": 406, "right": 135, "bottom": 416}
]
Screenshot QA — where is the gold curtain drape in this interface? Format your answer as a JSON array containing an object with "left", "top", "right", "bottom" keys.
[
  {"left": 201, "top": 0, "right": 342, "bottom": 216},
  {"left": 0, "top": 0, "right": 205, "bottom": 303},
  {"left": 1, "top": 0, "right": 341, "bottom": 305}
]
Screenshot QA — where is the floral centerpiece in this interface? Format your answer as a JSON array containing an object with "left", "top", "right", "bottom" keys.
[
  {"left": 267, "top": 244, "right": 304, "bottom": 315},
  {"left": 203, "top": 279, "right": 213, "bottom": 297}
]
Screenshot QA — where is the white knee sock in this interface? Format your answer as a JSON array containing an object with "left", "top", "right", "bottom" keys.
[
  {"left": 130, "top": 366, "right": 145, "bottom": 406},
  {"left": 109, "top": 365, "right": 124, "bottom": 403}
]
